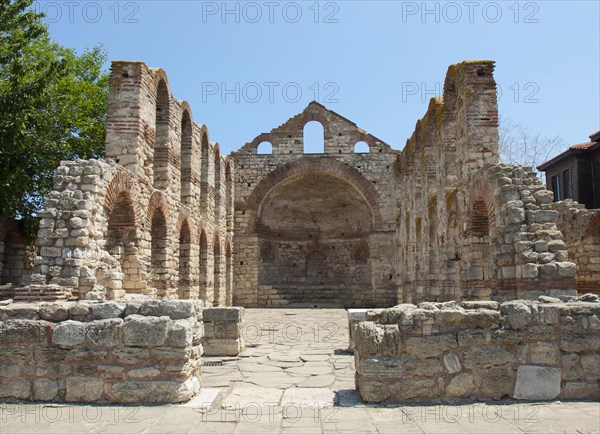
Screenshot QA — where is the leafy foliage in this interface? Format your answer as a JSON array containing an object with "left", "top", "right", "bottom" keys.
[{"left": 0, "top": 0, "right": 108, "bottom": 238}]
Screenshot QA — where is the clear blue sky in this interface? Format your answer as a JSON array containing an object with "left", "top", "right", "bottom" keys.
[{"left": 39, "top": 0, "right": 600, "bottom": 155}]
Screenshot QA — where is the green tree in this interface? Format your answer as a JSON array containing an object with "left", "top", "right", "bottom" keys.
[{"left": 0, "top": 0, "right": 108, "bottom": 238}]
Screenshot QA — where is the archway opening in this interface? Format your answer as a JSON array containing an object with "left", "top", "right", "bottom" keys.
[
  {"left": 154, "top": 80, "right": 170, "bottom": 190},
  {"left": 303, "top": 121, "right": 324, "bottom": 154},
  {"left": 180, "top": 111, "right": 193, "bottom": 204},
  {"left": 467, "top": 198, "right": 494, "bottom": 292},
  {"left": 213, "top": 235, "right": 222, "bottom": 306},
  {"left": 256, "top": 171, "right": 373, "bottom": 305},
  {"left": 150, "top": 209, "right": 168, "bottom": 296},
  {"left": 178, "top": 221, "right": 191, "bottom": 299},
  {"left": 225, "top": 242, "right": 232, "bottom": 306},
  {"left": 105, "top": 191, "right": 140, "bottom": 297},
  {"left": 354, "top": 141, "right": 370, "bottom": 153},
  {"left": 257, "top": 141, "right": 273, "bottom": 154},
  {"left": 199, "top": 230, "right": 209, "bottom": 302},
  {"left": 1, "top": 230, "right": 26, "bottom": 285}
]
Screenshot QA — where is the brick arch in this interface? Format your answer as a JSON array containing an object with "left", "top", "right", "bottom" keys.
[
  {"left": 151, "top": 69, "right": 172, "bottom": 97},
  {"left": 176, "top": 210, "right": 193, "bottom": 243},
  {"left": 467, "top": 176, "right": 498, "bottom": 236},
  {"left": 180, "top": 103, "right": 194, "bottom": 203},
  {"left": 244, "top": 158, "right": 384, "bottom": 232},
  {"left": 296, "top": 111, "right": 331, "bottom": 137},
  {"left": 249, "top": 133, "right": 274, "bottom": 152},
  {"left": 177, "top": 212, "right": 192, "bottom": 299},
  {"left": 146, "top": 191, "right": 170, "bottom": 229},
  {"left": 153, "top": 75, "right": 171, "bottom": 190},
  {"left": 103, "top": 171, "right": 141, "bottom": 227}
]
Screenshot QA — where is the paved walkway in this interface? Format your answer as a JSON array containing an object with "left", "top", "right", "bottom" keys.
[{"left": 1, "top": 309, "right": 599, "bottom": 433}]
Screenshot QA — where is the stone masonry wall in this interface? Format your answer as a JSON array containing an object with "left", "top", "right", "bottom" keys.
[
  {"left": 27, "top": 62, "right": 234, "bottom": 306},
  {"left": 354, "top": 297, "right": 600, "bottom": 403},
  {"left": 232, "top": 102, "right": 397, "bottom": 307},
  {"left": 394, "top": 61, "right": 576, "bottom": 303},
  {"left": 0, "top": 299, "right": 204, "bottom": 404},
  {"left": 551, "top": 201, "right": 600, "bottom": 294}
]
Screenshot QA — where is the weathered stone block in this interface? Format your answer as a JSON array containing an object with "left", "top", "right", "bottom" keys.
[
  {"left": 463, "top": 347, "right": 516, "bottom": 370},
  {"left": 110, "top": 378, "right": 199, "bottom": 403},
  {"left": 560, "top": 334, "right": 600, "bottom": 353},
  {"left": 0, "top": 379, "right": 31, "bottom": 399},
  {"left": 389, "top": 378, "right": 436, "bottom": 401},
  {"left": 513, "top": 365, "right": 561, "bottom": 400},
  {"left": 52, "top": 320, "right": 86, "bottom": 347},
  {"left": 0, "top": 320, "right": 49, "bottom": 346},
  {"left": 33, "top": 378, "right": 59, "bottom": 401},
  {"left": 139, "top": 300, "right": 196, "bottom": 319},
  {"left": 443, "top": 352, "right": 461, "bottom": 373},
  {"left": 66, "top": 377, "right": 104, "bottom": 402},
  {"left": 167, "top": 319, "right": 194, "bottom": 348},
  {"left": 89, "top": 301, "right": 126, "bottom": 319},
  {"left": 446, "top": 373, "right": 474, "bottom": 398},
  {"left": 86, "top": 318, "right": 123, "bottom": 346},
  {"left": 480, "top": 369, "right": 515, "bottom": 400},
  {"left": 501, "top": 301, "right": 532, "bottom": 329},
  {"left": 580, "top": 354, "right": 600, "bottom": 381},
  {"left": 123, "top": 315, "right": 169, "bottom": 347},
  {"left": 405, "top": 334, "right": 457, "bottom": 358},
  {"left": 529, "top": 342, "right": 559, "bottom": 365},
  {"left": 203, "top": 307, "right": 243, "bottom": 322}
]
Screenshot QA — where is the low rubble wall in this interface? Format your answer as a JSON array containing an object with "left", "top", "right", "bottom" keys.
[
  {"left": 354, "top": 296, "right": 600, "bottom": 403},
  {"left": 0, "top": 300, "right": 204, "bottom": 403}
]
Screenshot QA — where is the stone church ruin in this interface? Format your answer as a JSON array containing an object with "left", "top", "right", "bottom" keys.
[{"left": 0, "top": 60, "right": 598, "bottom": 404}]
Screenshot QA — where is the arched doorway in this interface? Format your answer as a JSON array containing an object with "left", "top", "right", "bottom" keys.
[{"left": 255, "top": 171, "right": 374, "bottom": 305}]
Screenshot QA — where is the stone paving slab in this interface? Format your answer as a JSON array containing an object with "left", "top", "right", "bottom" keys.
[{"left": 1, "top": 309, "right": 599, "bottom": 433}]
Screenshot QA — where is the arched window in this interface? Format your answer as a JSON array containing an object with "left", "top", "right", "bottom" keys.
[
  {"left": 154, "top": 80, "right": 170, "bottom": 190},
  {"left": 105, "top": 191, "right": 139, "bottom": 297},
  {"left": 225, "top": 242, "right": 232, "bottom": 306},
  {"left": 178, "top": 220, "right": 191, "bottom": 299},
  {"left": 257, "top": 141, "right": 273, "bottom": 154},
  {"left": 213, "top": 235, "right": 222, "bottom": 306},
  {"left": 225, "top": 163, "right": 233, "bottom": 231},
  {"left": 354, "top": 141, "right": 370, "bottom": 153},
  {"left": 199, "top": 230, "right": 208, "bottom": 302},
  {"left": 470, "top": 199, "right": 490, "bottom": 238},
  {"left": 200, "top": 133, "right": 209, "bottom": 214},
  {"left": 180, "top": 111, "right": 193, "bottom": 204},
  {"left": 214, "top": 148, "right": 222, "bottom": 224},
  {"left": 303, "top": 121, "right": 324, "bottom": 154},
  {"left": 150, "top": 209, "right": 168, "bottom": 296}
]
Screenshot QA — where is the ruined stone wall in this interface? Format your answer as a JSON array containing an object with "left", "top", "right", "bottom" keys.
[
  {"left": 551, "top": 200, "right": 600, "bottom": 294},
  {"left": 0, "top": 300, "right": 204, "bottom": 404},
  {"left": 395, "top": 61, "right": 576, "bottom": 303},
  {"left": 28, "top": 62, "right": 234, "bottom": 305},
  {"left": 354, "top": 298, "right": 600, "bottom": 403},
  {"left": 232, "top": 102, "right": 397, "bottom": 307}
]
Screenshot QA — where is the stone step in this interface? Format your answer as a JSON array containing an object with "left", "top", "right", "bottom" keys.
[{"left": 0, "top": 284, "right": 73, "bottom": 302}]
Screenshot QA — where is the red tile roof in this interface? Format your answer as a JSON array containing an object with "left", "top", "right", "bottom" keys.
[{"left": 570, "top": 141, "right": 596, "bottom": 150}]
